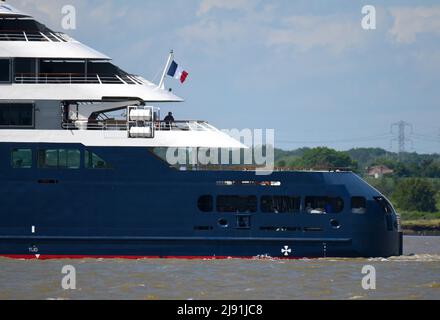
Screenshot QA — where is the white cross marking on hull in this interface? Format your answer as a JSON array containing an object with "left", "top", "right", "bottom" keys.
[{"left": 281, "top": 246, "right": 292, "bottom": 256}]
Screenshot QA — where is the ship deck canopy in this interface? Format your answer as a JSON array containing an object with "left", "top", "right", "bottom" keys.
[{"left": 0, "top": 3, "right": 30, "bottom": 18}]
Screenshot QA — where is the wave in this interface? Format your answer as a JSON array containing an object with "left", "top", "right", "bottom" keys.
[{"left": 369, "top": 254, "right": 440, "bottom": 262}]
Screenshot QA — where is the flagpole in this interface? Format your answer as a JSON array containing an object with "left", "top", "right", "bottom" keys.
[{"left": 159, "top": 50, "right": 174, "bottom": 90}]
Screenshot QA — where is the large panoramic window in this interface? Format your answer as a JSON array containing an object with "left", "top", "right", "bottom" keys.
[
  {"left": 0, "top": 103, "right": 34, "bottom": 128},
  {"left": 305, "top": 196, "right": 344, "bottom": 214},
  {"left": 87, "top": 61, "right": 131, "bottom": 84},
  {"left": 85, "top": 150, "right": 112, "bottom": 169},
  {"left": 261, "top": 196, "right": 301, "bottom": 213},
  {"left": 198, "top": 195, "right": 213, "bottom": 212},
  {"left": 0, "top": 59, "right": 11, "bottom": 83},
  {"left": 11, "top": 149, "right": 32, "bottom": 169},
  {"left": 38, "top": 149, "right": 81, "bottom": 169},
  {"left": 14, "top": 58, "right": 37, "bottom": 80},
  {"left": 40, "top": 59, "right": 86, "bottom": 75},
  {"left": 217, "top": 195, "right": 257, "bottom": 213}
]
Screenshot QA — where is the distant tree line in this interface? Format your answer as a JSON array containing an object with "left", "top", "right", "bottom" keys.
[
  {"left": 275, "top": 147, "right": 440, "bottom": 219},
  {"left": 275, "top": 147, "right": 440, "bottom": 178},
  {"left": 275, "top": 147, "right": 358, "bottom": 170}
]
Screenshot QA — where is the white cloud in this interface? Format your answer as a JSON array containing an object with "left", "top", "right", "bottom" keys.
[
  {"left": 180, "top": 2, "right": 274, "bottom": 53},
  {"left": 10, "top": 0, "right": 370, "bottom": 55},
  {"left": 88, "top": 1, "right": 131, "bottom": 27},
  {"left": 389, "top": 6, "right": 440, "bottom": 43},
  {"left": 197, "top": 0, "right": 255, "bottom": 16},
  {"left": 265, "top": 15, "right": 365, "bottom": 53},
  {"left": 180, "top": 19, "right": 248, "bottom": 46},
  {"left": 182, "top": 8, "right": 367, "bottom": 55}
]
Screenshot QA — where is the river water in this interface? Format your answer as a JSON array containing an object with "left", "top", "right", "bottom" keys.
[{"left": 0, "top": 236, "right": 439, "bottom": 300}]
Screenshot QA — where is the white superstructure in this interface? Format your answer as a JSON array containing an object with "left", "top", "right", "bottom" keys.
[{"left": 0, "top": 3, "right": 243, "bottom": 149}]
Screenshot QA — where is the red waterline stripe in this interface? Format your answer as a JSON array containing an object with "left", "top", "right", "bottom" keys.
[{"left": 0, "top": 254, "right": 306, "bottom": 260}]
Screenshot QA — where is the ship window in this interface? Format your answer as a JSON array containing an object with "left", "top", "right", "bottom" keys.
[
  {"left": 85, "top": 150, "right": 112, "bottom": 169},
  {"left": 11, "top": 149, "right": 32, "bottom": 169},
  {"left": 87, "top": 61, "right": 126, "bottom": 76},
  {"left": 374, "top": 197, "right": 393, "bottom": 215},
  {"left": 305, "top": 196, "right": 344, "bottom": 214},
  {"left": 14, "top": 58, "right": 37, "bottom": 80},
  {"left": 217, "top": 195, "right": 257, "bottom": 213},
  {"left": 59, "top": 149, "right": 81, "bottom": 169},
  {"left": 38, "top": 149, "right": 80, "bottom": 169},
  {"left": 0, "top": 103, "right": 34, "bottom": 128},
  {"left": 236, "top": 215, "right": 251, "bottom": 229},
  {"left": 0, "top": 59, "right": 11, "bottom": 83},
  {"left": 352, "top": 197, "right": 367, "bottom": 214},
  {"left": 40, "top": 59, "right": 86, "bottom": 74},
  {"left": 0, "top": 19, "right": 52, "bottom": 33},
  {"left": 198, "top": 195, "right": 213, "bottom": 212},
  {"left": 261, "top": 196, "right": 301, "bottom": 213},
  {"left": 87, "top": 61, "right": 127, "bottom": 84}
]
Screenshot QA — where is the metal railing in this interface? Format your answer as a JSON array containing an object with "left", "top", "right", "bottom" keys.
[
  {"left": 14, "top": 73, "right": 142, "bottom": 85},
  {"left": 62, "top": 122, "right": 126, "bottom": 130},
  {"left": 0, "top": 30, "right": 68, "bottom": 42},
  {"left": 62, "top": 120, "right": 216, "bottom": 132},
  {"left": 156, "top": 121, "right": 218, "bottom": 132}
]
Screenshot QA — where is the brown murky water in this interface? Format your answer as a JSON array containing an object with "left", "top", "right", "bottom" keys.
[{"left": 0, "top": 236, "right": 439, "bottom": 300}]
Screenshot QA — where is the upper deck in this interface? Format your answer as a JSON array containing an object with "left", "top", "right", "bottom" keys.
[
  {"left": 0, "top": 4, "right": 181, "bottom": 102},
  {"left": 0, "top": 4, "right": 244, "bottom": 149},
  {"left": 0, "top": 4, "right": 109, "bottom": 60}
]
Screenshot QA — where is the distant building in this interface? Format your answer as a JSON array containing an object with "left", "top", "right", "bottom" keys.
[{"left": 367, "top": 165, "right": 394, "bottom": 179}]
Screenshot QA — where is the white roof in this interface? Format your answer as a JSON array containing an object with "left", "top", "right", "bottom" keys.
[
  {"left": 0, "top": 3, "right": 30, "bottom": 18},
  {"left": 0, "top": 83, "right": 183, "bottom": 102},
  {"left": 0, "top": 130, "right": 246, "bottom": 149},
  {"left": 0, "top": 41, "right": 110, "bottom": 59}
]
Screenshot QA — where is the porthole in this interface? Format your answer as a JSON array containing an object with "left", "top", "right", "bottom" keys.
[
  {"left": 218, "top": 218, "right": 229, "bottom": 228},
  {"left": 330, "top": 219, "right": 341, "bottom": 229}
]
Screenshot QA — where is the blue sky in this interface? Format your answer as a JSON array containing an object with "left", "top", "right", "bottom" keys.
[{"left": 10, "top": 0, "right": 440, "bottom": 153}]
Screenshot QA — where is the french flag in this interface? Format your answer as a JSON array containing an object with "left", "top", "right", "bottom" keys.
[{"left": 167, "top": 60, "right": 189, "bottom": 84}]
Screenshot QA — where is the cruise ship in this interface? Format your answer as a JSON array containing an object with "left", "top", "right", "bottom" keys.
[{"left": 0, "top": 3, "right": 402, "bottom": 259}]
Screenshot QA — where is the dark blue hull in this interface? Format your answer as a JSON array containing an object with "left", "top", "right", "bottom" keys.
[
  {"left": 0, "top": 143, "right": 403, "bottom": 259},
  {"left": 0, "top": 233, "right": 402, "bottom": 259}
]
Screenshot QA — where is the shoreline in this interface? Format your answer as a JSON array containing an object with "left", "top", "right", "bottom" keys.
[{"left": 401, "top": 219, "right": 440, "bottom": 236}]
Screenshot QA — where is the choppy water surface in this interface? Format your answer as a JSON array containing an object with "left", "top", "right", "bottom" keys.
[{"left": 0, "top": 236, "right": 439, "bottom": 300}]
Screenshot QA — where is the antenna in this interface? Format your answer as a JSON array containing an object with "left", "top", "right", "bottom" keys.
[{"left": 391, "top": 121, "right": 413, "bottom": 155}]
